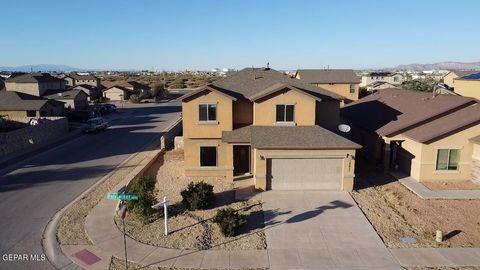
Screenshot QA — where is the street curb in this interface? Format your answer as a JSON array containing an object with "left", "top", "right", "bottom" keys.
[
  {"left": 42, "top": 148, "right": 139, "bottom": 270},
  {"left": 42, "top": 115, "right": 182, "bottom": 269}
]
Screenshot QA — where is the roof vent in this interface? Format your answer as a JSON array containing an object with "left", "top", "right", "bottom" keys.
[{"left": 264, "top": 62, "right": 270, "bottom": 70}]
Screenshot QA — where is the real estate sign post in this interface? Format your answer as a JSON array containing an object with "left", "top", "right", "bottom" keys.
[{"left": 152, "top": 196, "right": 169, "bottom": 236}]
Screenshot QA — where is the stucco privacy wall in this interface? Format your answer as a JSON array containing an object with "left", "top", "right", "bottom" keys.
[
  {"left": 0, "top": 117, "right": 68, "bottom": 158},
  {"left": 253, "top": 148, "right": 356, "bottom": 191}
]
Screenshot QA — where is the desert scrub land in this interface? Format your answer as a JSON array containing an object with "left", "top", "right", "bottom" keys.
[
  {"left": 351, "top": 170, "right": 480, "bottom": 248},
  {"left": 116, "top": 150, "right": 266, "bottom": 250}
]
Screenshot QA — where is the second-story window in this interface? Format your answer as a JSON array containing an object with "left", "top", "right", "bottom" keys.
[
  {"left": 276, "top": 104, "right": 294, "bottom": 123},
  {"left": 350, "top": 84, "right": 355, "bottom": 93},
  {"left": 199, "top": 103, "right": 217, "bottom": 122}
]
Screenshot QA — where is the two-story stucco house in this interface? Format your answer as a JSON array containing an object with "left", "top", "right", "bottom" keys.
[
  {"left": 453, "top": 72, "right": 480, "bottom": 100},
  {"left": 341, "top": 88, "right": 480, "bottom": 184},
  {"left": 360, "top": 72, "right": 404, "bottom": 87},
  {"left": 5, "top": 73, "right": 67, "bottom": 97},
  {"left": 441, "top": 70, "right": 477, "bottom": 88},
  {"left": 179, "top": 67, "right": 361, "bottom": 191},
  {"left": 295, "top": 69, "right": 361, "bottom": 103}
]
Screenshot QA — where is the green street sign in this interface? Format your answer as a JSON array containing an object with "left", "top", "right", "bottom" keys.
[{"left": 108, "top": 192, "right": 139, "bottom": 201}]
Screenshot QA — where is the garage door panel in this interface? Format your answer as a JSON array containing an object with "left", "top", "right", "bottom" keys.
[{"left": 268, "top": 158, "right": 342, "bottom": 190}]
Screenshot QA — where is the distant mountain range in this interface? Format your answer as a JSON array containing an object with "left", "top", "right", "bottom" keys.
[
  {"left": 0, "top": 64, "right": 81, "bottom": 72},
  {"left": 389, "top": 61, "right": 480, "bottom": 71}
]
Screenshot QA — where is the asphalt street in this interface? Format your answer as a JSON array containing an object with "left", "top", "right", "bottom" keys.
[{"left": 0, "top": 101, "right": 181, "bottom": 269}]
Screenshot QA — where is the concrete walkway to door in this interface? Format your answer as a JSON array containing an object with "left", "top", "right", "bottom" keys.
[{"left": 260, "top": 191, "right": 403, "bottom": 270}]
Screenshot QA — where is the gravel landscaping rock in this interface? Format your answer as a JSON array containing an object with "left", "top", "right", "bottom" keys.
[{"left": 117, "top": 150, "right": 267, "bottom": 250}]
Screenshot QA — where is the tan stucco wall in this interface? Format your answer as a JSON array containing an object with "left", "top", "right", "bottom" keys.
[
  {"left": 253, "top": 89, "right": 315, "bottom": 126},
  {"left": 454, "top": 80, "right": 480, "bottom": 100},
  {"left": 253, "top": 148, "right": 356, "bottom": 191},
  {"left": 0, "top": 103, "right": 63, "bottom": 118},
  {"left": 182, "top": 90, "right": 233, "bottom": 139},
  {"left": 314, "top": 83, "right": 359, "bottom": 101},
  {"left": 104, "top": 87, "right": 126, "bottom": 101},
  {"left": 6, "top": 82, "right": 41, "bottom": 96},
  {"left": 233, "top": 99, "right": 253, "bottom": 126},
  {"left": 183, "top": 138, "right": 233, "bottom": 181},
  {"left": 442, "top": 72, "right": 457, "bottom": 86},
  {"left": 315, "top": 100, "right": 340, "bottom": 131},
  {"left": 0, "top": 110, "right": 30, "bottom": 117},
  {"left": 390, "top": 124, "right": 480, "bottom": 182},
  {"left": 473, "top": 144, "right": 480, "bottom": 183}
]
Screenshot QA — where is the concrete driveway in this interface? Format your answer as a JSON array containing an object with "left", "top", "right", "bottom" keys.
[{"left": 261, "top": 191, "right": 402, "bottom": 270}]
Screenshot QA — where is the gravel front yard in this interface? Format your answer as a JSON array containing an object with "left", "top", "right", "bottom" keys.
[
  {"left": 351, "top": 170, "right": 480, "bottom": 248},
  {"left": 117, "top": 150, "right": 266, "bottom": 250}
]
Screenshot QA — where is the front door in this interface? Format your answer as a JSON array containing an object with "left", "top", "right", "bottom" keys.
[{"left": 233, "top": 145, "right": 250, "bottom": 175}]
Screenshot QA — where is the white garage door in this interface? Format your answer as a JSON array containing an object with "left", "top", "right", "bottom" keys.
[{"left": 267, "top": 158, "right": 342, "bottom": 190}]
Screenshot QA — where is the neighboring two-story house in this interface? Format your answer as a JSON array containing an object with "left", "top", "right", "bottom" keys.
[
  {"left": 453, "top": 72, "right": 480, "bottom": 100},
  {"left": 180, "top": 67, "right": 360, "bottom": 191},
  {"left": 360, "top": 72, "right": 404, "bottom": 87},
  {"left": 63, "top": 74, "right": 101, "bottom": 88},
  {"left": 442, "top": 70, "right": 477, "bottom": 88},
  {"left": 103, "top": 81, "right": 151, "bottom": 101},
  {"left": 5, "top": 73, "right": 67, "bottom": 96},
  {"left": 295, "top": 69, "right": 361, "bottom": 103}
]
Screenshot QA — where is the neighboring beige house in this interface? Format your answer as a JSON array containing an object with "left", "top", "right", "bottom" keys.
[
  {"left": 442, "top": 70, "right": 477, "bottom": 87},
  {"left": 103, "top": 85, "right": 131, "bottom": 101},
  {"left": 365, "top": 81, "right": 398, "bottom": 92},
  {"left": 360, "top": 72, "right": 404, "bottom": 87},
  {"left": 43, "top": 89, "right": 89, "bottom": 110},
  {"left": 63, "top": 74, "right": 101, "bottom": 88},
  {"left": 179, "top": 67, "right": 361, "bottom": 191},
  {"left": 5, "top": 73, "right": 66, "bottom": 97},
  {"left": 103, "top": 81, "right": 151, "bottom": 101},
  {"left": 71, "top": 84, "right": 101, "bottom": 101},
  {"left": 453, "top": 72, "right": 480, "bottom": 100},
  {"left": 341, "top": 88, "right": 480, "bottom": 183},
  {"left": 0, "top": 91, "right": 64, "bottom": 117},
  {"left": 295, "top": 69, "right": 361, "bottom": 103}
]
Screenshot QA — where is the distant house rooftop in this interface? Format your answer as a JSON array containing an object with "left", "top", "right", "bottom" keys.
[
  {"left": 43, "top": 89, "right": 88, "bottom": 100},
  {"left": 368, "top": 72, "right": 395, "bottom": 77},
  {"left": 457, "top": 72, "right": 480, "bottom": 80},
  {"left": 67, "top": 74, "right": 98, "bottom": 81},
  {"left": 5, "top": 73, "right": 65, "bottom": 83},
  {"left": 0, "top": 91, "right": 64, "bottom": 111},
  {"left": 296, "top": 69, "right": 360, "bottom": 84},
  {"left": 341, "top": 88, "right": 478, "bottom": 140}
]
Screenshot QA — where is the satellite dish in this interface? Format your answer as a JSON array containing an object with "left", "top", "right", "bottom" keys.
[{"left": 338, "top": 124, "right": 351, "bottom": 133}]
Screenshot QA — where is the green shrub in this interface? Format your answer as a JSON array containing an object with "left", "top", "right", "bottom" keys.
[
  {"left": 180, "top": 181, "right": 215, "bottom": 210},
  {"left": 213, "top": 207, "right": 246, "bottom": 237},
  {"left": 126, "top": 176, "right": 156, "bottom": 223}
]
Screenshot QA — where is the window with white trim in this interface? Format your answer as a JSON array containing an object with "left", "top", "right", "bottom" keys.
[
  {"left": 436, "top": 149, "right": 459, "bottom": 170},
  {"left": 199, "top": 104, "right": 217, "bottom": 121}
]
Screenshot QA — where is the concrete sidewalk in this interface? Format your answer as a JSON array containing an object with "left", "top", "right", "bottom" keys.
[
  {"left": 391, "top": 171, "right": 480, "bottom": 199},
  {"left": 391, "top": 248, "right": 480, "bottom": 267}
]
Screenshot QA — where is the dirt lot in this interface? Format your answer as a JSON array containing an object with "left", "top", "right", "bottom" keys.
[
  {"left": 351, "top": 170, "right": 480, "bottom": 248},
  {"left": 117, "top": 150, "right": 266, "bottom": 250},
  {"left": 423, "top": 181, "right": 480, "bottom": 190}
]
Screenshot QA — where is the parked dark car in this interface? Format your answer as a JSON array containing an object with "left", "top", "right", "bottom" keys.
[
  {"left": 82, "top": 117, "right": 108, "bottom": 133},
  {"left": 64, "top": 110, "right": 96, "bottom": 122},
  {"left": 92, "top": 104, "right": 109, "bottom": 115},
  {"left": 102, "top": 103, "right": 117, "bottom": 113}
]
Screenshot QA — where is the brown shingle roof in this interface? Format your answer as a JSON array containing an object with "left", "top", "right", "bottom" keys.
[
  {"left": 6, "top": 73, "right": 64, "bottom": 83},
  {"left": 43, "top": 89, "right": 88, "bottom": 100},
  {"left": 180, "top": 68, "right": 344, "bottom": 102},
  {"left": 403, "top": 103, "right": 480, "bottom": 143},
  {"left": 341, "top": 88, "right": 477, "bottom": 137},
  {"left": 222, "top": 125, "right": 361, "bottom": 150},
  {"left": 296, "top": 69, "right": 360, "bottom": 84},
  {"left": 0, "top": 91, "right": 63, "bottom": 111}
]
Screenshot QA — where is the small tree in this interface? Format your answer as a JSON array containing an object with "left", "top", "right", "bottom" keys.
[
  {"left": 151, "top": 83, "right": 169, "bottom": 98},
  {"left": 127, "top": 176, "right": 156, "bottom": 223},
  {"left": 180, "top": 181, "right": 215, "bottom": 210},
  {"left": 129, "top": 94, "right": 141, "bottom": 103}
]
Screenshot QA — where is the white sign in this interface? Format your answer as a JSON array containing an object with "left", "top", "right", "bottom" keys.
[{"left": 152, "top": 196, "right": 169, "bottom": 236}]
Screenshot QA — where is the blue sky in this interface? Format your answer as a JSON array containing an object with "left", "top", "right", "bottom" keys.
[{"left": 1, "top": 0, "right": 479, "bottom": 70}]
